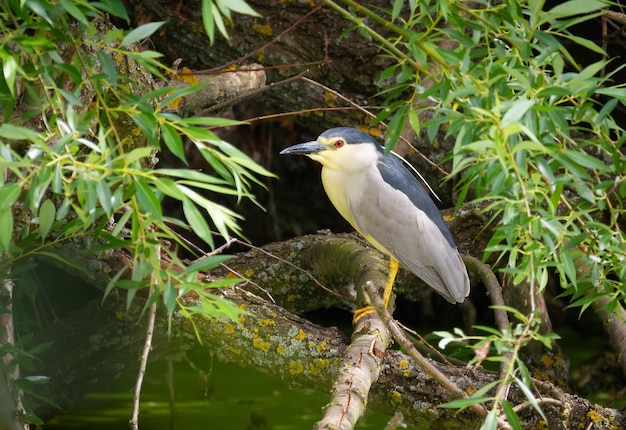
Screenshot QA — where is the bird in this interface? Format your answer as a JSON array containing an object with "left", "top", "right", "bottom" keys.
[{"left": 279, "top": 127, "right": 470, "bottom": 317}]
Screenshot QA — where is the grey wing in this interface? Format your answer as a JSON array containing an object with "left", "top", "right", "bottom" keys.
[{"left": 350, "top": 172, "right": 470, "bottom": 303}]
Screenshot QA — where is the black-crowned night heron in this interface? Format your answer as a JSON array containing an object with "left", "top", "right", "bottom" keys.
[{"left": 280, "top": 127, "right": 470, "bottom": 317}]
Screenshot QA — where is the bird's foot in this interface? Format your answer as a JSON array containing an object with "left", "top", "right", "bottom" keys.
[{"left": 352, "top": 305, "right": 376, "bottom": 324}]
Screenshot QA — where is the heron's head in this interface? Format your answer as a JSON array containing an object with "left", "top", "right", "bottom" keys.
[{"left": 280, "top": 127, "right": 382, "bottom": 172}]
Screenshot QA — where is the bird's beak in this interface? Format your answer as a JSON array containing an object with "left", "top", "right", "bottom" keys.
[{"left": 279, "top": 140, "right": 325, "bottom": 155}]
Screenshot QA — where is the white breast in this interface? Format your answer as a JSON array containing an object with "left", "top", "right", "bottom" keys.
[{"left": 321, "top": 167, "right": 369, "bottom": 230}]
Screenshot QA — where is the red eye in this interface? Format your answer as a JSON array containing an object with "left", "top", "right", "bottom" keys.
[{"left": 334, "top": 139, "right": 344, "bottom": 148}]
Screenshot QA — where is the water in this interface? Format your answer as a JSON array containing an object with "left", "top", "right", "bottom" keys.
[{"left": 45, "top": 354, "right": 401, "bottom": 429}]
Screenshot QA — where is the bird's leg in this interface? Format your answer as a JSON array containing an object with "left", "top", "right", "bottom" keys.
[
  {"left": 382, "top": 257, "right": 399, "bottom": 308},
  {"left": 353, "top": 257, "right": 399, "bottom": 323}
]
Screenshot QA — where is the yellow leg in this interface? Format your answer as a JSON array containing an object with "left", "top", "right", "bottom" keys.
[
  {"left": 382, "top": 257, "right": 399, "bottom": 308},
  {"left": 353, "top": 257, "right": 399, "bottom": 323}
]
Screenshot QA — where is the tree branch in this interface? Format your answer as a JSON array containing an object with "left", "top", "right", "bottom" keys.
[{"left": 26, "top": 233, "right": 626, "bottom": 429}]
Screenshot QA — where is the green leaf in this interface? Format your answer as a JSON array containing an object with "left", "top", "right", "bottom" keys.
[
  {"left": 0, "top": 208, "right": 13, "bottom": 253},
  {"left": 103, "top": 267, "right": 127, "bottom": 303},
  {"left": 96, "top": 0, "right": 130, "bottom": 21},
  {"left": 440, "top": 396, "right": 493, "bottom": 409},
  {"left": 134, "top": 179, "right": 162, "bottom": 219},
  {"left": 181, "top": 116, "right": 245, "bottom": 127},
  {"left": 183, "top": 255, "right": 232, "bottom": 275},
  {"left": 163, "top": 280, "right": 177, "bottom": 317},
  {"left": 59, "top": 0, "right": 90, "bottom": 26},
  {"left": 210, "top": 3, "right": 228, "bottom": 41},
  {"left": 121, "top": 22, "right": 165, "bottom": 47},
  {"left": 541, "top": 0, "right": 608, "bottom": 23},
  {"left": 2, "top": 55, "right": 17, "bottom": 97},
  {"left": 514, "top": 376, "right": 547, "bottom": 421},
  {"left": 218, "top": 0, "right": 260, "bottom": 16},
  {"left": 595, "top": 87, "right": 626, "bottom": 100},
  {"left": 501, "top": 400, "right": 522, "bottom": 430},
  {"left": 480, "top": 410, "right": 498, "bottom": 430},
  {"left": 182, "top": 198, "right": 214, "bottom": 249},
  {"left": 204, "top": 277, "right": 245, "bottom": 288},
  {"left": 96, "top": 180, "right": 113, "bottom": 216},
  {"left": 0, "top": 124, "right": 41, "bottom": 141},
  {"left": 38, "top": 251, "right": 95, "bottom": 280},
  {"left": 38, "top": 199, "right": 56, "bottom": 240},
  {"left": 202, "top": 0, "right": 216, "bottom": 43},
  {"left": 153, "top": 177, "right": 185, "bottom": 200},
  {"left": 96, "top": 50, "right": 118, "bottom": 86},
  {"left": 121, "top": 146, "right": 154, "bottom": 166},
  {"left": 0, "top": 183, "right": 22, "bottom": 210},
  {"left": 558, "top": 33, "right": 605, "bottom": 55},
  {"left": 161, "top": 122, "right": 186, "bottom": 163},
  {"left": 502, "top": 99, "right": 535, "bottom": 126}
]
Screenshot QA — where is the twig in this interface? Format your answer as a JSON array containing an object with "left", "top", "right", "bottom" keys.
[
  {"left": 129, "top": 299, "right": 157, "bottom": 430},
  {"left": 364, "top": 281, "right": 512, "bottom": 429},
  {"left": 301, "top": 77, "right": 449, "bottom": 175},
  {"left": 206, "top": 4, "right": 324, "bottom": 73},
  {"left": 462, "top": 254, "right": 512, "bottom": 382},
  {"left": 512, "top": 397, "right": 565, "bottom": 413},
  {"left": 383, "top": 411, "right": 407, "bottom": 430},
  {"left": 129, "top": 247, "right": 160, "bottom": 430}
]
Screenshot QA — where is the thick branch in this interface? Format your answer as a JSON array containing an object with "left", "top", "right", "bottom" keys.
[
  {"left": 592, "top": 294, "right": 626, "bottom": 379},
  {"left": 27, "top": 233, "right": 626, "bottom": 429}
]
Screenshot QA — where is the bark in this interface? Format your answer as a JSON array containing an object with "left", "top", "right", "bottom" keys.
[
  {"left": 0, "top": 276, "right": 27, "bottom": 430},
  {"left": 25, "top": 233, "right": 626, "bottom": 429},
  {"left": 591, "top": 294, "right": 626, "bottom": 381}
]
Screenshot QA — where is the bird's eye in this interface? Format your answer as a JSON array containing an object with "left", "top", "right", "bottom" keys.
[{"left": 334, "top": 139, "right": 344, "bottom": 148}]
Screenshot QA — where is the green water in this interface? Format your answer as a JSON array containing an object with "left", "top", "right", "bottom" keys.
[{"left": 46, "top": 355, "right": 401, "bottom": 429}]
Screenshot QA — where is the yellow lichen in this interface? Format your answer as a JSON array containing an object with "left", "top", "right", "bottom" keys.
[
  {"left": 253, "top": 337, "right": 271, "bottom": 352},
  {"left": 224, "top": 324, "right": 235, "bottom": 334},
  {"left": 533, "top": 370, "right": 549, "bottom": 381},
  {"left": 399, "top": 360, "right": 409, "bottom": 369},
  {"left": 323, "top": 91, "right": 337, "bottom": 107},
  {"left": 390, "top": 390, "right": 402, "bottom": 404},
  {"left": 587, "top": 409, "right": 606, "bottom": 424},
  {"left": 294, "top": 329, "right": 306, "bottom": 340},
  {"left": 316, "top": 342, "right": 327, "bottom": 352},
  {"left": 308, "top": 358, "right": 329, "bottom": 376},
  {"left": 167, "top": 97, "right": 182, "bottom": 111},
  {"left": 541, "top": 355, "right": 553, "bottom": 367},
  {"left": 177, "top": 67, "right": 199, "bottom": 85},
  {"left": 244, "top": 269, "right": 254, "bottom": 277},
  {"left": 227, "top": 346, "right": 241, "bottom": 355},
  {"left": 289, "top": 360, "right": 304, "bottom": 375},
  {"left": 258, "top": 319, "right": 276, "bottom": 327},
  {"left": 276, "top": 345, "right": 285, "bottom": 355},
  {"left": 252, "top": 23, "right": 273, "bottom": 36}
]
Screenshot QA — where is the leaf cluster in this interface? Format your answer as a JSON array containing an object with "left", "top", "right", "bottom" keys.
[
  {"left": 0, "top": 0, "right": 272, "bottom": 363},
  {"left": 331, "top": 0, "right": 626, "bottom": 317},
  {"left": 327, "top": 0, "right": 626, "bottom": 427}
]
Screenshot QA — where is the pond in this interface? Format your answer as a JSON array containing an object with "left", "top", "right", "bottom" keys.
[{"left": 45, "top": 352, "right": 405, "bottom": 429}]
